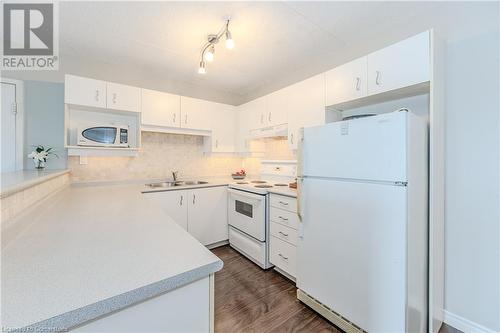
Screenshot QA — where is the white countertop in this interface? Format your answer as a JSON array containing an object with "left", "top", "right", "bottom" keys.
[
  {"left": 0, "top": 169, "right": 70, "bottom": 198},
  {"left": 1, "top": 182, "right": 223, "bottom": 331},
  {"left": 267, "top": 186, "right": 298, "bottom": 198}
]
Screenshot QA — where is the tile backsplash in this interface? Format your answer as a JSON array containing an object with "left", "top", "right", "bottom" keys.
[
  {"left": 69, "top": 132, "right": 296, "bottom": 183},
  {"left": 69, "top": 132, "right": 243, "bottom": 182}
]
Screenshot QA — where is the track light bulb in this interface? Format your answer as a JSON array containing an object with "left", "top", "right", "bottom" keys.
[
  {"left": 198, "top": 61, "right": 206, "bottom": 74},
  {"left": 204, "top": 45, "right": 215, "bottom": 62},
  {"left": 225, "top": 31, "right": 234, "bottom": 49}
]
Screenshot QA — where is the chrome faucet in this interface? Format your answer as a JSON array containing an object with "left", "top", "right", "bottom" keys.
[{"left": 172, "top": 171, "right": 179, "bottom": 182}]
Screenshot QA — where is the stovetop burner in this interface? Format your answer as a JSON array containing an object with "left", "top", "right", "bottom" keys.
[
  {"left": 254, "top": 184, "right": 273, "bottom": 188},
  {"left": 251, "top": 180, "right": 267, "bottom": 184},
  {"left": 236, "top": 181, "right": 249, "bottom": 184},
  {"left": 274, "top": 183, "right": 288, "bottom": 187}
]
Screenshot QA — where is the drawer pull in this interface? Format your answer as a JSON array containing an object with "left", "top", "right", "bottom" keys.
[
  {"left": 278, "top": 216, "right": 289, "bottom": 221},
  {"left": 279, "top": 201, "right": 289, "bottom": 206},
  {"left": 278, "top": 253, "right": 288, "bottom": 260},
  {"left": 278, "top": 231, "right": 289, "bottom": 237}
]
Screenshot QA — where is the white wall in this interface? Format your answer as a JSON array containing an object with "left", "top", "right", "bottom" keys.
[{"left": 444, "top": 27, "right": 500, "bottom": 332}]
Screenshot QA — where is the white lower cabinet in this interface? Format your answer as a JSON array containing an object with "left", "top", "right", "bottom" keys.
[
  {"left": 188, "top": 186, "right": 228, "bottom": 246},
  {"left": 145, "top": 186, "right": 228, "bottom": 246},
  {"left": 270, "top": 235, "right": 297, "bottom": 278},
  {"left": 269, "top": 194, "right": 298, "bottom": 279},
  {"left": 72, "top": 276, "right": 212, "bottom": 332},
  {"left": 145, "top": 190, "right": 188, "bottom": 230}
]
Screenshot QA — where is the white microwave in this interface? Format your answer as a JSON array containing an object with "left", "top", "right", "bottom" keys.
[{"left": 77, "top": 125, "right": 129, "bottom": 147}]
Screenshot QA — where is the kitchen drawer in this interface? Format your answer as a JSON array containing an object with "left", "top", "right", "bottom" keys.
[
  {"left": 228, "top": 226, "right": 266, "bottom": 268},
  {"left": 270, "top": 221, "right": 298, "bottom": 246},
  {"left": 270, "top": 207, "right": 299, "bottom": 230},
  {"left": 270, "top": 236, "right": 297, "bottom": 278},
  {"left": 270, "top": 194, "right": 297, "bottom": 213}
]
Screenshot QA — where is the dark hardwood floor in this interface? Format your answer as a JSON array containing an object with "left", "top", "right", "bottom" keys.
[{"left": 212, "top": 245, "right": 461, "bottom": 333}]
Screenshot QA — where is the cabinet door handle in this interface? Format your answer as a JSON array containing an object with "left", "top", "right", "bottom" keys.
[
  {"left": 278, "top": 231, "right": 289, "bottom": 237},
  {"left": 279, "top": 201, "right": 289, "bottom": 206},
  {"left": 278, "top": 253, "right": 288, "bottom": 260},
  {"left": 192, "top": 194, "right": 196, "bottom": 205},
  {"left": 290, "top": 133, "right": 294, "bottom": 144},
  {"left": 95, "top": 90, "right": 99, "bottom": 101},
  {"left": 268, "top": 112, "right": 271, "bottom": 122},
  {"left": 112, "top": 93, "right": 117, "bottom": 104},
  {"left": 173, "top": 113, "right": 176, "bottom": 123},
  {"left": 185, "top": 114, "right": 188, "bottom": 124},
  {"left": 278, "top": 216, "right": 289, "bottom": 221},
  {"left": 375, "top": 71, "right": 381, "bottom": 85},
  {"left": 180, "top": 195, "right": 183, "bottom": 206},
  {"left": 355, "top": 77, "right": 361, "bottom": 91},
  {"left": 215, "top": 139, "right": 218, "bottom": 148}
]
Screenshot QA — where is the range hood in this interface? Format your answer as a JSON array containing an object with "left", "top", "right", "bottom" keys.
[{"left": 250, "top": 123, "right": 288, "bottom": 139}]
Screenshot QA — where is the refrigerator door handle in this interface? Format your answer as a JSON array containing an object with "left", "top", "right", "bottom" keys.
[
  {"left": 296, "top": 127, "right": 304, "bottom": 178},
  {"left": 297, "top": 177, "right": 304, "bottom": 237}
]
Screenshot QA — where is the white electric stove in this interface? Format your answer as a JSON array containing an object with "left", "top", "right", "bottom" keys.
[{"left": 227, "top": 160, "right": 296, "bottom": 269}]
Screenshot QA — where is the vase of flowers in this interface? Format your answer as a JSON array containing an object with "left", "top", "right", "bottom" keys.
[{"left": 28, "top": 145, "right": 58, "bottom": 170}]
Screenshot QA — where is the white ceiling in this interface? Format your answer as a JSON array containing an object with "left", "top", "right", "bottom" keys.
[{"left": 3, "top": 1, "right": 498, "bottom": 105}]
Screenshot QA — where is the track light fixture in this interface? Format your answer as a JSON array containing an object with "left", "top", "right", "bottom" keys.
[
  {"left": 198, "top": 61, "right": 206, "bottom": 74},
  {"left": 198, "top": 18, "right": 234, "bottom": 74}
]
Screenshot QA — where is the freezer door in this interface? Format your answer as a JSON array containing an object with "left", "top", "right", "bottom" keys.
[
  {"left": 297, "top": 178, "right": 408, "bottom": 332},
  {"left": 302, "top": 111, "right": 408, "bottom": 182}
]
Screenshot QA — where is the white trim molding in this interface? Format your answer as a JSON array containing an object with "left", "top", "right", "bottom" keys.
[
  {"left": 444, "top": 310, "right": 499, "bottom": 333},
  {"left": 1, "top": 77, "right": 24, "bottom": 171}
]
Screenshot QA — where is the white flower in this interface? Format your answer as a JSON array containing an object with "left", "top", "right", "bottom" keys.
[{"left": 28, "top": 150, "right": 48, "bottom": 162}]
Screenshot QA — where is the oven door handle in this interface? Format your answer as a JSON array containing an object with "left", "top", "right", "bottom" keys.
[{"left": 227, "top": 188, "right": 265, "bottom": 203}]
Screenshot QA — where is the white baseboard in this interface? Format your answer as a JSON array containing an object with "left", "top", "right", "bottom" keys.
[{"left": 444, "top": 310, "right": 499, "bottom": 333}]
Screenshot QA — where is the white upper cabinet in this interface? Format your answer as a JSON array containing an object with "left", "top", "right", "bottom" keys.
[
  {"left": 180, "top": 96, "right": 213, "bottom": 131},
  {"left": 141, "top": 89, "right": 180, "bottom": 128},
  {"left": 287, "top": 74, "right": 326, "bottom": 150},
  {"left": 106, "top": 82, "right": 141, "bottom": 112},
  {"left": 326, "top": 57, "right": 367, "bottom": 106},
  {"left": 65, "top": 75, "right": 107, "bottom": 108},
  {"left": 266, "top": 88, "right": 289, "bottom": 126},
  {"left": 234, "top": 104, "right": 265, "bottom": 154},
  {"left": 245, "top": 97, "right": 267, "bottom": 130},
  {"left": 187, "top": 187, "right": 228, "bottom": 246},
  {"left": 367, "top": 31, "right": 430, "bottom": 95},
  {"left": 65, "top": 75, "right": 140, "bottom": 112},
  {"left": 234, "top": 103, "right": 250, "bottom": 152},
  {"left": 207, "top": 103, "right": 236, "bottom": 153}
]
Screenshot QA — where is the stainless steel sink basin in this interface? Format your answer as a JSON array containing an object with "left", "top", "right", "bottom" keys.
[
  {"left": 182, "top": 181, "right": 209, "bottom": 185},
  {"left": 145, "top": 182, "right": 180, "bottom": 188},
  {"left": 145, "top": 180, "right": 209, "bottom": 188}
]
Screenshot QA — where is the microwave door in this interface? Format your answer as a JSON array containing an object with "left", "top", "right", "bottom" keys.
[{"left": 82, "top": 127, "right": 117, "bottom": 146}]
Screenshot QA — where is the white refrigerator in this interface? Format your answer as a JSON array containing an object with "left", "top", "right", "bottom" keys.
[{"left": 296, "top": 110, "right": 428, "bottom": 333}]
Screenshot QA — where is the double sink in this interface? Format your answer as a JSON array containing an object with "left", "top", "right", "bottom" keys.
[{"left": 145, "top": 180, "right": 209, "bottom": 189}]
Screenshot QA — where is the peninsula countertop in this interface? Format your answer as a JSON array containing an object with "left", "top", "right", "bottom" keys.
[
  {"left": 1, "top": 182, "right": 223, "bottom": 332},
  {"left": 0, "top": 169, "right": 70, "bottom": 198}
]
